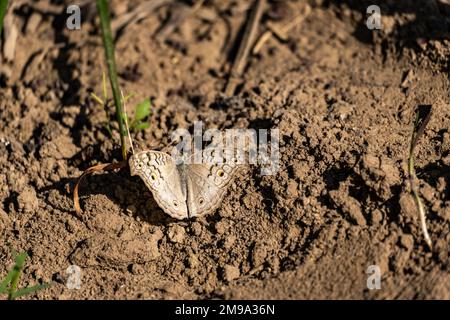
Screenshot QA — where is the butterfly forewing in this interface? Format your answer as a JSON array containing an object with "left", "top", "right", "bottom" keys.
[{"left": 129, "top": 151, "right": 188, "bottom": 219}]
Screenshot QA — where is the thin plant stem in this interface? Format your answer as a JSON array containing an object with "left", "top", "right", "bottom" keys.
[
  {"left": 0, "top": 0, "right": 8, "bottom": 39},
  {"left": 121, "top": 90, "right": 135, "bottom": 155},
  {"left": 96, "top": 0, "right": 128, "bottom": 160},
  {"left": 408, "top": 151, "right": 432, "bottom": 249},
  {"left": 408, "top": 106, "right": 433, "bottom": 250}
]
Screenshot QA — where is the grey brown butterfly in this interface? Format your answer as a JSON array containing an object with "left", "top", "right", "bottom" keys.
[{"left": 129, "top": 148, "right": 244, "bottom": 219}]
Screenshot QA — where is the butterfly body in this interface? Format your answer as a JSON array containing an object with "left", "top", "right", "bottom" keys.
[{"left": 129, "top": 150, "right": 243, "bottom": 219}]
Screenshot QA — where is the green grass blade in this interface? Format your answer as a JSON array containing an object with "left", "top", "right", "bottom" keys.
[
  {"left": 10, "top": 283, "right": 51, "bottom": 300},
  {"left": 0, "top": 269, "right": 15, "bottom": 293},
  {"left": 1, "top": 251, "right": 50, "bottom": 299},
  {"left": 134, "top": 98, "right": 151, "bottom": 122},
  {"left": 102, "top": 70, "right": 107, "bottom": 101},
  {"left": 0, "top": 250, "right": 22, "bottom": 293},
  {"left": 8, "top": 252, "right": 28, "bottom": 300},
  {"left": 123, "top": 92, "right": 135, "bottom": 102},
  {"left": 96, "top": 0, "right": 127, "bottom": 160},
  {"left": 0, "top": 0, "right": 8, "bottom": 39},
  {"left": 90, "top": 92, "right": 104, "bottom": 106}
]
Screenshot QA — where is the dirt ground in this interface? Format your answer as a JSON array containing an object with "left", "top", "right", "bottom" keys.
[{"left": 0, "top": 0, "right": 449, "bottom": 300}]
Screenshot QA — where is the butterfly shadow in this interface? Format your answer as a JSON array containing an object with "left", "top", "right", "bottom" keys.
[{"left": 39, "top": 169, "right": 182, "bottom": 227}]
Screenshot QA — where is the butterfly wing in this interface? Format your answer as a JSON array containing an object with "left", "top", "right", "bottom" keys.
[
  {"left": 129, "top": 150, "right": 188, "bottom": 219},
  {"left": 184, "top": 149, "right": 245, "bottom": 217}
]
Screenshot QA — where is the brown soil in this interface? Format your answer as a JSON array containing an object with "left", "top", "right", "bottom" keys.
[{"left": 0, "top": 0, "right": 449, "bottom": 300}]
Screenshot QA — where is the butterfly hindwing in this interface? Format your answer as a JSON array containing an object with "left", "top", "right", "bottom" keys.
[{"left": 183, "top": 149, "right": 244, "bottom": 217}]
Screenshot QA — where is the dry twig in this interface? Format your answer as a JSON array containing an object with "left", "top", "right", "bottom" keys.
[
  {"left": 154, "top": 0, "right": 205, "bottom": 40},
  {"left": 253, "top": 3, "right": 311, "bottom": 54},
  {"left": 225, "top": 0, "right": 266, "bottom": 96},
  {"left": 112, "top": 0, "right": 172, "bottom": 39}
]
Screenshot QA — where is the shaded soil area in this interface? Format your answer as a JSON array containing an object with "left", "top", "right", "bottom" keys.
[{"left": 0, "top": 0, "right": 449, "bottom": 299}]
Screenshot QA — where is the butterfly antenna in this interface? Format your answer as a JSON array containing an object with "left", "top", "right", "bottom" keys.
[{"left": 121, "top": 90, "right": 135, "bottom": 155}]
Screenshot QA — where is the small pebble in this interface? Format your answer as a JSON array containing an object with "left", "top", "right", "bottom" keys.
[
  {"left": 400, "top": 234, "right": 414, "bottom": 251},
  {"left": 222, "top": 265, "right": 240, "bottom": 282},
  {"left": 17, "top": 186, "right": 39, "bottom": 213},
  {"left": 167, "top": 225, "right": 186, "bottom": 244},
  {"left": 190, "top": 222, "right": 202, "bottom": 236}
]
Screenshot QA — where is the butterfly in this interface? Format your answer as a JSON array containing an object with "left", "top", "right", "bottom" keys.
[{"left": 129, "top": 148, "right": 245, "bottom": 219}]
